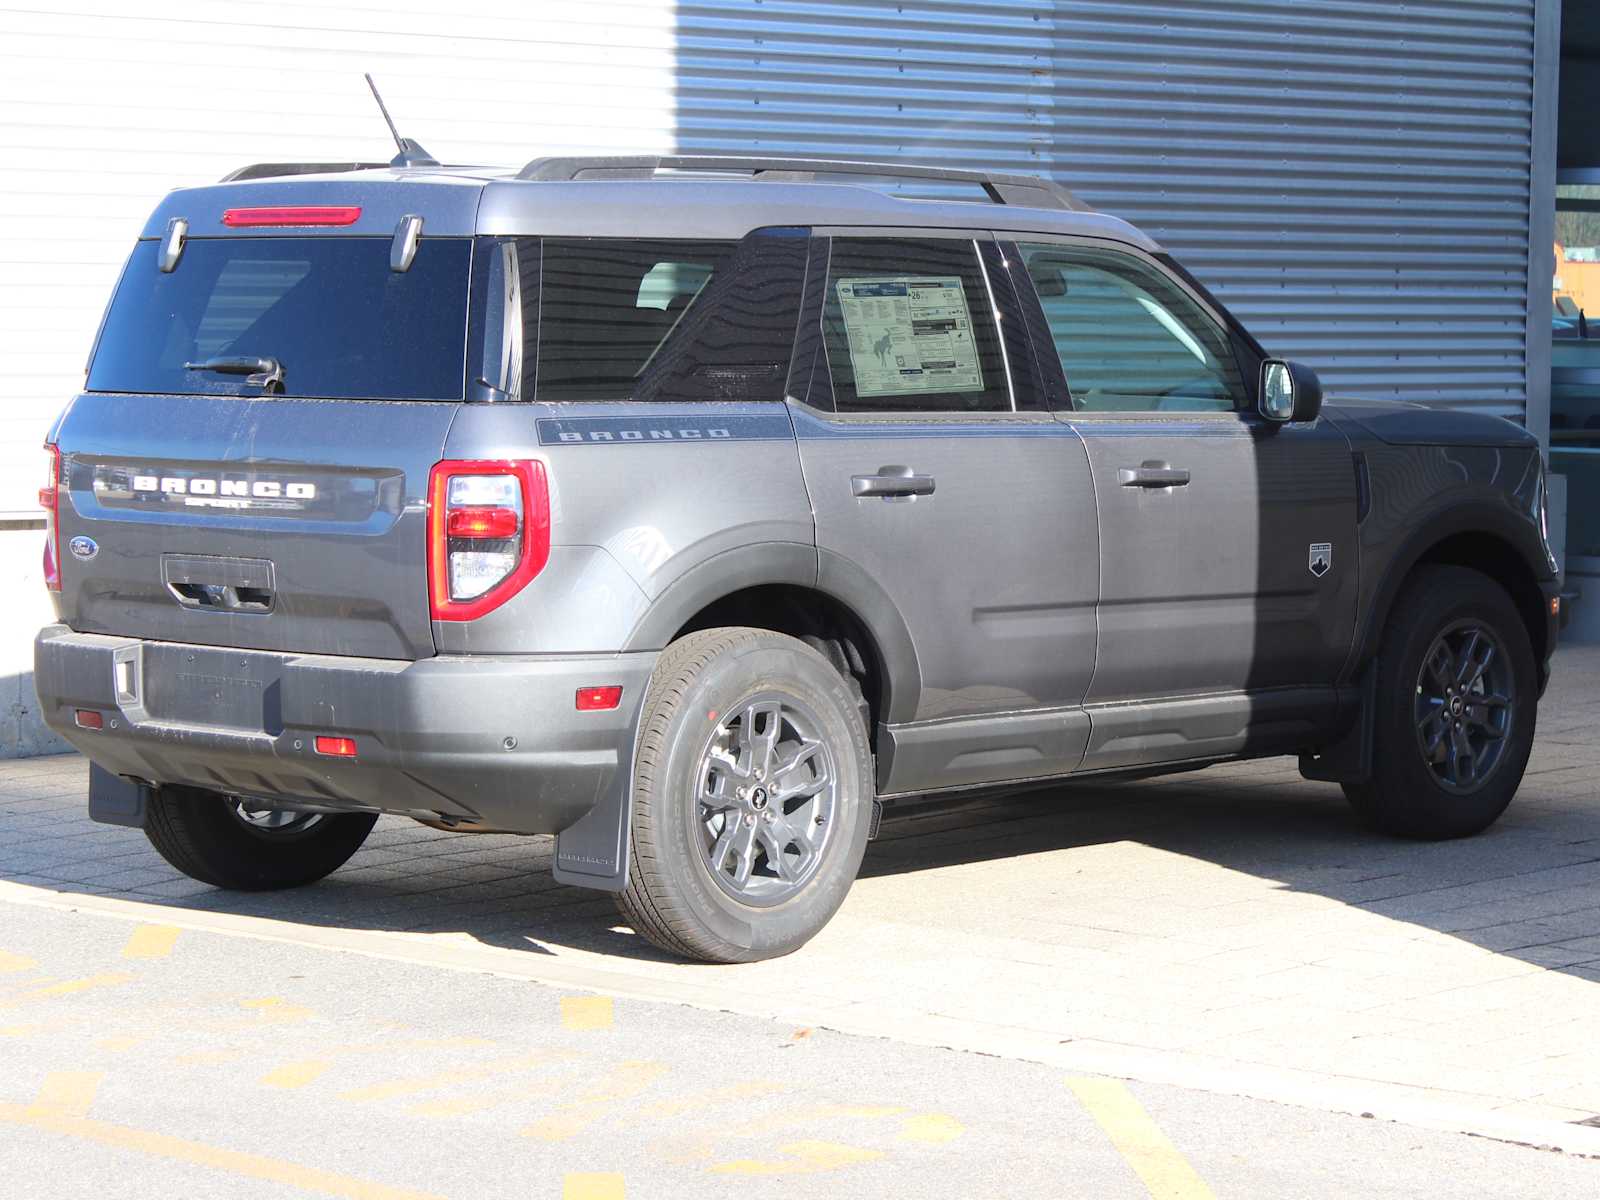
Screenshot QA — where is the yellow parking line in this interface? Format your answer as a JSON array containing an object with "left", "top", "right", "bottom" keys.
[
  {"left": 408, "top": 1076, "right": 566, "bottom": 1118},
  {"left": 524, "top": 1061, "right": 668, "bottom": 1141},
  {"left": 709, "top": 1140, "right": 884, "bottom": 1176},
  {"left": 560, "top": 996, "right": 614, "bottom": 1031},
  {"left": 121, "top": 925, "right": 180, "bottom": 960},
  {"left": 257, "top": 1036, "right": 505, "bottom": 1091},
  {"left": 1067, "top": 1077, "right": 1217, "bottom": 1200},
  {"left": 262, "top": 1060, "right": 334, "bottom": 1090},
  {"left": 28, "top": 1071, "right": 103, "bottom": 1120},
  {"left": 337, "top": 1053, "right": 550, "bottom": 1104},
  {"left": 0, "top": 950, "right": 37, "bottom": 974},
  {"left": 0, "top": 1095, "right": 443, "bottom": 1200},
  {"left": 562, "top": 1172, "right": 625, "bottom": 1199},
  {"left": 636, "top": 1081, "right": 782, "bottom": 1119},
  {"left": 0, "top": 973, "right": 132, "bottom": 1009},
  {"left": 899, "top": 1112, "right": 964, "bottom": 1144},
  {"left": 240, "top": 997, "right": 315, "bottom": 1023},
  {"left": 175, "top": 1049, "right": 246, "bottom": 1068}
]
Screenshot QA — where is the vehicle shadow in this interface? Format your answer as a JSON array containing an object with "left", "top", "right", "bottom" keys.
[
  {"left": 2, "top": 647, "right": 1597, "bottom": 976},
  {"left": 5, "top": 748, "right": 1598, "bottom": 980}
]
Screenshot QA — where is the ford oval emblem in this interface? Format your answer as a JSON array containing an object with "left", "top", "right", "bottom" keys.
[{"left": 68, "top": 535, "right": 98, "bottom": 561}]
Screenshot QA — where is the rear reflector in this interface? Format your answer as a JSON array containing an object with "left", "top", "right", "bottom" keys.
[
  {"left": 314, "top": 735, "right": 358, "bottom": 758},
  {"left": 575, "top": 686, "right": 624, "bottom": 712},
  {"left": 74, "top": 709, "right": 103, "bottom": 730},
  {"left": 221, "top": 206, "right": 362, "bottom": 228}
]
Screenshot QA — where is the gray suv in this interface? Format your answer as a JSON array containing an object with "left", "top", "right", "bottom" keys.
[{"left": 35, "top": 154, "right": 1562, "bottom": 962}]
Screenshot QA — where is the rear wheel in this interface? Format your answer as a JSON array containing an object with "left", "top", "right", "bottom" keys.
[
  {"left": 616, "top": 628, "right": 875, "bottom": 963},
  {"left": 144, "top": 787, "right": 377, "bottom": 890},
  {"left": 1343, "top": 566, "right": 1536, "bottom": 839}
]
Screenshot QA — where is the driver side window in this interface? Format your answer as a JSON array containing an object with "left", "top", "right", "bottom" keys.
[{"left": 1017, "top": 243, "right": 1243, "bottom": 413}]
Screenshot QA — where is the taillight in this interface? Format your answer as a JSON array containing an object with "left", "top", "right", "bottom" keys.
[
  {"left": 40, "top": 443, "right": 60, "bottom": 593},
  {"left": 427, "top": 460, "right": 550, "bottom": 621},
  {"left": 221, "top": 206, "right": 362, "bottom": 228}
]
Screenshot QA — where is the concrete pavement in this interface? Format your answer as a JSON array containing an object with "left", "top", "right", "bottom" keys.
[
  {"left": 2, "top": 902, "right": 1598, "bottom": 1199},
  {"left": 4, "top": 647, "right": 1600, "bottom": 1189}
]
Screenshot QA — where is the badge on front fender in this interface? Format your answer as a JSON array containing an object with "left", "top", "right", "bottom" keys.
[{"left": 1309, "top": 542, "right": 1332, "bottom": 578}]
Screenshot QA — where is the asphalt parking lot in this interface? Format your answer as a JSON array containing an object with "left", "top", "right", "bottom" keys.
[{"left": 5, "top": 648, "right": 1600, "bottom": 1196}]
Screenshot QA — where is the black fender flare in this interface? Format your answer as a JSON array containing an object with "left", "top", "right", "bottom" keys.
[
  {"left": 623, "top": 541, "right": 817, "bottom": 650},
  {"left": 1304, "top": 499, "right": 1553, "bottom": 786},
  {"left": 1346, "top": 499, "right": 1554, "bottom": 682},
  {"left": 621, "top": 541, "right": 923, "bottom": 725},
  {"left": 561, "top": 544, "right": 922, "bottom": 893}
]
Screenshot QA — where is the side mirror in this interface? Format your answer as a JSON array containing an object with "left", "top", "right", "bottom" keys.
[{"left": 1260, "top": 359, "right": 1323, "bottom": 424}]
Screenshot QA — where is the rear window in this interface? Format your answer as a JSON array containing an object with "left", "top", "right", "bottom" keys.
[{"left": 88, "top": 237, "right": 471, "bottom": 400}]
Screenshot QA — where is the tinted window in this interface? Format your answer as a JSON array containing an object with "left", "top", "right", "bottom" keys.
[
  {"left": 1018, "top": 244, "right": 1243, "bottom": 413},
  {"left": 822, "top": 238, "right": 1010, "bottom": 413},
  {"left": 88, "top": 237, "right": 470, "bottom": 400},
  {"left": 530, "top": 233, "right": 806, "bottom": 403}
]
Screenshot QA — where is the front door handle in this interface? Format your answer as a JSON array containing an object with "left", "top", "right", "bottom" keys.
[
  {"left": 1117, "top": 462, "right": 1191, "bottom": 488},
  {"left": 852, "top": 465, "right": 936, "bottom": 499}
]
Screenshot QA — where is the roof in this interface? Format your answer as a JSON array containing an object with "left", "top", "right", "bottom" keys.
[{"left": 139, "top": 158, "right": 1161, "bottom": 251}]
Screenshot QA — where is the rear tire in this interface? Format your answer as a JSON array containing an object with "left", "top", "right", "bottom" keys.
[
  {"left": 616, "top": 628, "right": 875, "bottom": 963},
  {"left": 144, "top": 787, "right": 378, "bottom": 890},
  {"left": 1342, "top": 566, "right": 1536, "bottom": 839}
]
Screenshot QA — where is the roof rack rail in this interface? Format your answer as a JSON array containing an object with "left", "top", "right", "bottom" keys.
[
  {"left": 220, "top": 162, "right": 390, "bottom": 183},
  {"left": 514, "top": 154, "right": 1086, "bottom": 211}
]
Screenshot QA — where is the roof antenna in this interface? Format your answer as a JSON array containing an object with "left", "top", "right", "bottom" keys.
[{"left": 365, "top": 73, "right": 439, "bottom": 169}]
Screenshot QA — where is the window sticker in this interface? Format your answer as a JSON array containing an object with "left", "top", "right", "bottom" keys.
[{"left": 835, "top": 276, "right": 984, "bottom": 397}]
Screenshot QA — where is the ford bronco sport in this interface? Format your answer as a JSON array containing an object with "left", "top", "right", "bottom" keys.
[{"left": 35, "top": 152, "right": 1562, "bottom": 963}]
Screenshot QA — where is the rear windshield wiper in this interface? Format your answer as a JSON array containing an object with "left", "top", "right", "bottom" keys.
[{"left": 184, "top": 356, "right": 285, "bottom": 393}]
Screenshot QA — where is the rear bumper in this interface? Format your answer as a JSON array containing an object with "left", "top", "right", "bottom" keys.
[{"left": 34, "top": 624, "right": 655, "bottom": 834}]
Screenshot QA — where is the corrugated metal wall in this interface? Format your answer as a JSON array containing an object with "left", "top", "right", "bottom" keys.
[
  {"left": 676, "top": 0, "right": 1538, "bottom": 420},
  {"left": 0, "top": 0, "right": 1545, "bottom": 520},
  {"left": 0, "top": 0, "right": 679, "bottom": 516}
]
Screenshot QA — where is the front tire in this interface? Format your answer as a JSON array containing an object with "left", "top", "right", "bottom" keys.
[
  {"left": 1343, "top": 566, "right": 1537, "bottom": 839},
  {"left": 616, "top": 628, "right": 875, "bottom": 963},
  {"left": 144, "top": 787, "right": 378, "bottom": 890}
]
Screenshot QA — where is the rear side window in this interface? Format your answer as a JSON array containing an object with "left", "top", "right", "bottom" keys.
[
  {"left": 821, "top": 237, "right": 1011, "bottom": 413},
  {"left": 520, "top": 232, "right": 807, "bottom": 403},
  {"left": 88, "top": 237, "right": 471, "bottom": 401}
]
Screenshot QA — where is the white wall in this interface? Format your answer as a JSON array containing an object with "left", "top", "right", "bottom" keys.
[
  {"left": 0, "top": 0, "right": 679, "bottom": 517},
  {"left": 0, "top": 0, "right": 680, "bottom": 754},
  {"left": 0, "top": 529, "right": 65, "bottom": 756}
]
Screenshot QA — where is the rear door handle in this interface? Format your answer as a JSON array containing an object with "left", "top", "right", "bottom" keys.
[
  {"left": 852, "top": 465, "right": 936, "bottom": 498},
  {"left": 1117, "top": 463, "right": 1191, "bottom": 488}
]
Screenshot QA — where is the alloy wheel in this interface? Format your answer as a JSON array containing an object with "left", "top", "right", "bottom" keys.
[
  {"left": 1414, "top": 620, "right": 1514, "bottom": 794},
  {"left": 693, "top": 695, "right": 838, "bottom": 906}
]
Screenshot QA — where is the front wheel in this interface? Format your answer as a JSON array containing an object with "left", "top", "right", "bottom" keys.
[
  {"left": 615, "top": 628, "right": 875, "bottom": 963},
  {"left": 144, "top": 787, "right": 378, "bottom": 889},
  {"left": 1343, "top": 565, "right": 1537, "bottom": 839}
]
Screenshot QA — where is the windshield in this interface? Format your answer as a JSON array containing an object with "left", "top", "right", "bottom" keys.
[{"left": 88, "top": 237, "right": 471, "bottom": 400}]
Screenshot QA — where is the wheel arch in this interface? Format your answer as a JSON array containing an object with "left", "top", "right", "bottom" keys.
[
  {"left": 1352, "top": 504, "right": 1554, "bottom": 683},
  {"left": 622, "top": 543, "right": 921, "bottom": 734},
  {"left": 1305, "top": 506, "right": 1552, "bottom": 787}
]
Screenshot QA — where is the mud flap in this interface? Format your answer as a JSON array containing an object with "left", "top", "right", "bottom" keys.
[
  {"left": 88, "top": 762, "right": 151, "bottom": 828},
  {"left": 1298, "top": 663, "right": 1376, "bottom": 785},
  {"left": 551, "top": 704, "right": 644, "bottom": 893}
]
